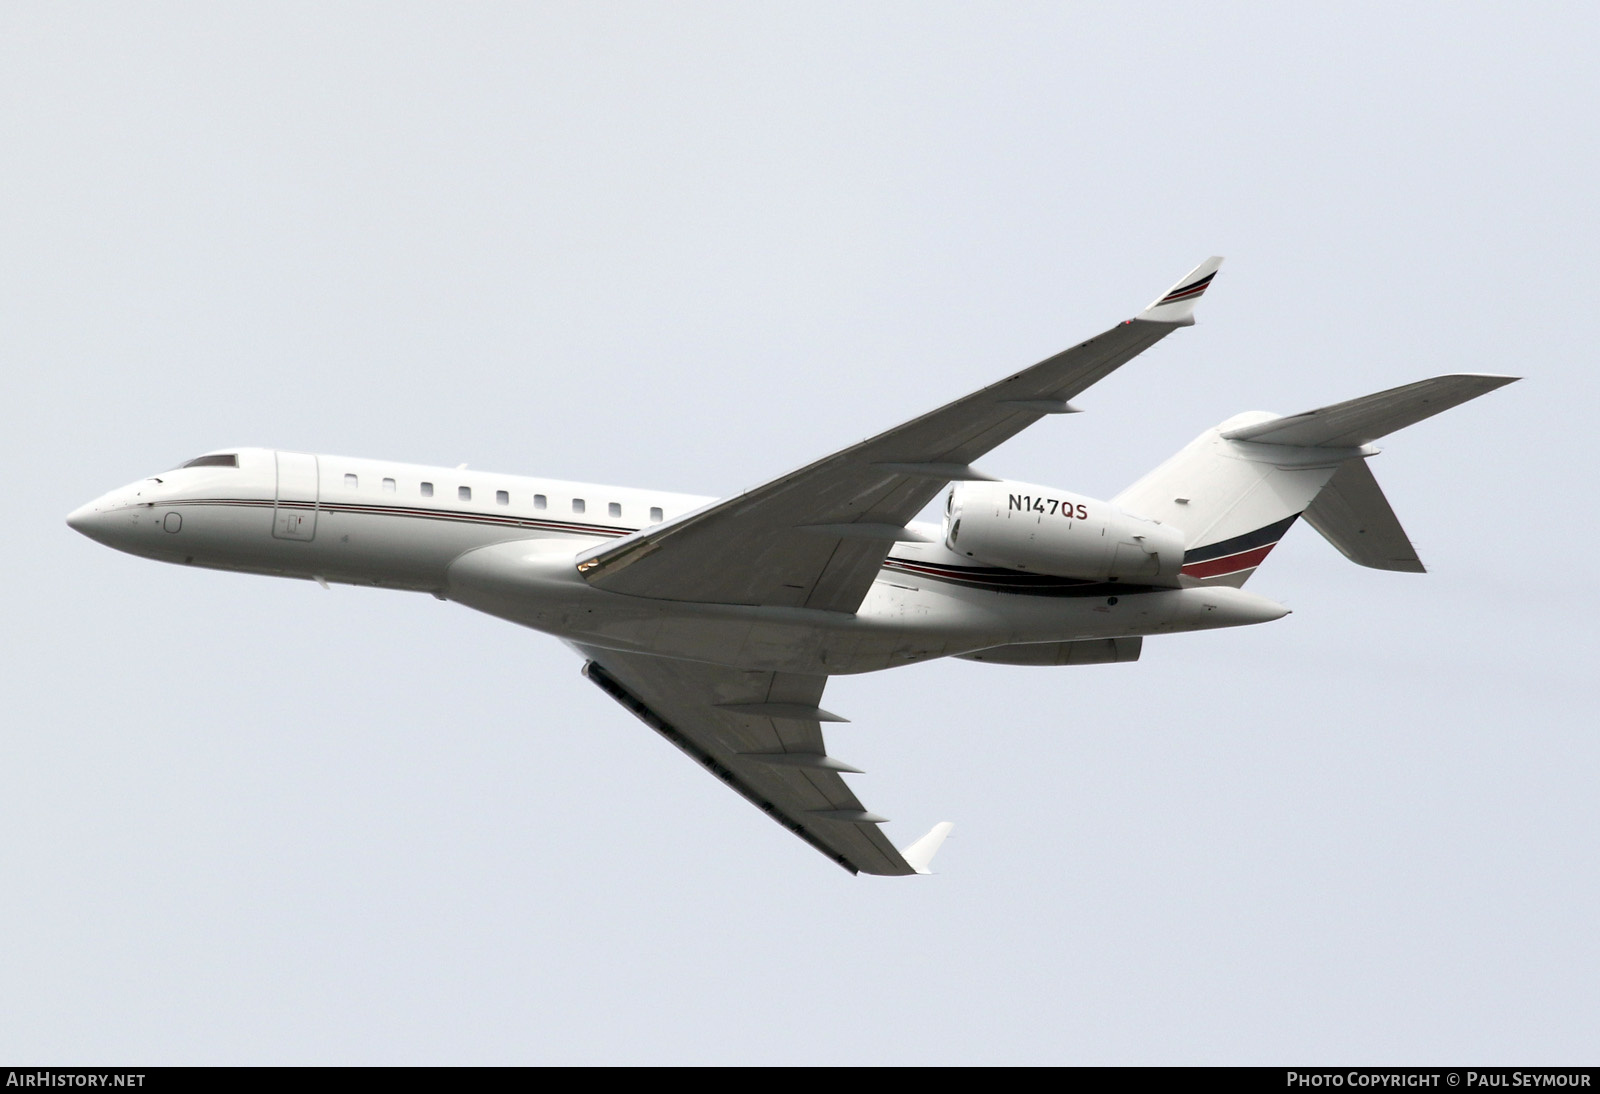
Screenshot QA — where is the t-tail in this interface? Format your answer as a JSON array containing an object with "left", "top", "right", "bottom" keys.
[{"left": 1112, "top": 374, "right": 1519, "bottom": 586}]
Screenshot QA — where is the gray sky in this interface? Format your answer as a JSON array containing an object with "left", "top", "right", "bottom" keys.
[{"left": 4, "top": 3, "right": 1596, "bottom": 1064}]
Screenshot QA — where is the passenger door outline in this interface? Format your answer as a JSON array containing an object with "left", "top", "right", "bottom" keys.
[{"left": 273, "top": 451, "right": 319, "bottom": 541}]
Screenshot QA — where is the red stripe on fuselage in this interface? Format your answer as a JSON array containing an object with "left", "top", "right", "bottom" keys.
[{"left": 1179, "top": 543, "right": 1275, "bottom": 579}]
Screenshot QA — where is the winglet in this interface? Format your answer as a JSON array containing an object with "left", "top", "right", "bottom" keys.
[
  {"left": 899, "top": 821, "right": 955, "bottom": 875},
  {"left": 1137, "top": 256, "right": 1224, "bottom": 326}
]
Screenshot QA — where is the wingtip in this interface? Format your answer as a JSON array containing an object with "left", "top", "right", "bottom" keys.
[
  {"left": 1453, "top": 373, "right": 1521, "bottom": 388},
  {"left": 900, "top": 820, "right": 955, "bottom": 875},
  {"left": 1137, "top": 256, "right": 1225, "bottom": 326}
]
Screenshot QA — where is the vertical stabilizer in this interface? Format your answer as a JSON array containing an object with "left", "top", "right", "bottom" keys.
[
  {"left": 1114, "top": 425, "right": 1345, "bottom": 585},
  {"left": 1112, "top": 374, "right": 1517, "bottom": 586}
]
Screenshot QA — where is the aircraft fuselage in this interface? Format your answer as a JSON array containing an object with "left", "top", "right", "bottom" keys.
[{"left": 68, "top": 447, "right": 1287, "bottom": 676}]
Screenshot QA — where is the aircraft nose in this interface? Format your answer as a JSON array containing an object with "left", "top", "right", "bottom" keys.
[
  {"left": 66, "top": 501, "right": 99, "bottom": 535},
  {"left": 67, "top": 494, "right": 134, "bottom": 546}
]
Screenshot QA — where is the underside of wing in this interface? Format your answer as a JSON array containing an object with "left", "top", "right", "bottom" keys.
[
  {"left": 574, "top": 644, "right": 921, "bottom": 876},
  {"left": 574, "top": 258, "right": 1224, "bottom": 614}
]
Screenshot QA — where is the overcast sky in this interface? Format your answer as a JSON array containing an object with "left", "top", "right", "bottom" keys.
[{"left": 4, "top": 3, "right": 1597, "bottom": 1065}]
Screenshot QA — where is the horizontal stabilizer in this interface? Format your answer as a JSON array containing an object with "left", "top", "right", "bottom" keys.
[
  {"left": 900, "top": 821, "right": 955, "bottom": 875},
  {"left": 1302, "top": 459, "right": 1425, "bottom": 572},
  {"left": 1222, "top": 374, "right": 1518, "bottom": 448}
]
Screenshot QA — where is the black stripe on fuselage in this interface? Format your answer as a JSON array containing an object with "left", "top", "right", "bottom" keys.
[
  {"left": 170, "top": 497, "right": 635, "bottom": 538},
  {"left": 1182, "top": 514, "right": 1300, "bottom": 564},
  {"left": 169, "top": 498, "right": 1159, "bottom": 599},
  {"left": 882, "top": 558, "right": 1154, "bottom": 598}
]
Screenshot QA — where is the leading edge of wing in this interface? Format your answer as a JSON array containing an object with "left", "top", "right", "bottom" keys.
[
  {"left": 574, "top": 257, "right": 1224, "bottom": 612},
  {"left": 576, "top": 646, "right": 947, "bottom": 876}
]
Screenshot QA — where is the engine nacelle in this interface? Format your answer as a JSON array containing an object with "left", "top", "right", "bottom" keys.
[{"left": 944, "top": 480, "right": 1185, "bottom": 585}]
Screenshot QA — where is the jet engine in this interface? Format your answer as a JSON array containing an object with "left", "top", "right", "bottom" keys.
[{"left": 944, "top": 480, "right": 1185, "bottom": 585}]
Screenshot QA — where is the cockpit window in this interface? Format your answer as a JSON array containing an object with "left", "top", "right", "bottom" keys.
[{"left": 179, "top": 454, "right": 239, "bottom": 469}]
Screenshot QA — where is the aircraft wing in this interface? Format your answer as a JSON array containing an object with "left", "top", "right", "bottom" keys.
[
  {"left": 575, "top": 643, "right": 948, "bottom": 876},
  {"left": 575, "top": 257, "right": 1223, "bottom": 614}
]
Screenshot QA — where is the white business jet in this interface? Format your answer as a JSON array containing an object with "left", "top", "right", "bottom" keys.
[{"left": 67, "top": 258, "right": 1516, "bottom": 876}]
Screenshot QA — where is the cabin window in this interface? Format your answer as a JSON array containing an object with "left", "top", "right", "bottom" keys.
[
  {"left": 572, "top": 498, "right": 586, "bottom": 514},
  {"left": 382, "top": 478, "right": 396, "bottom": 493},
  {"left": 459, "top": 486, "right": 472, "bottom": 502},
  {"left": 608, "top": 502, "right": 622, "bottom": 518},
  {"left": 421, "top": 482, "right": 434, "bottom": 497},
  {"left": 650, "top": 506, "right": 664, "bottom": 522},
  {"left": 344, "top": 474, "right": 358, "bottom": 489},
  {"left": 496, "top": 490, "right": 509, "bottom": 506},
  {"left": 534, "top": 494, "right": 547, "bottom": 510}
]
